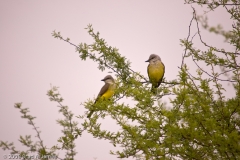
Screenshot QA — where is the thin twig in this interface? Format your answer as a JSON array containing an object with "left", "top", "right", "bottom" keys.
[
  {"left": 187, "top": 0, "right": 240, "bottom": 6},
  {"left": 192, "top": 7, "right": 240, "bottom": 56},
  {"left": 181, "top": 10, "right": 195, "bottom": 69}
]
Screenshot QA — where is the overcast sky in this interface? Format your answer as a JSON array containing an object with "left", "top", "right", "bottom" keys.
[{"left": 0, "top": 1, "right": 234, "bottom": 160}]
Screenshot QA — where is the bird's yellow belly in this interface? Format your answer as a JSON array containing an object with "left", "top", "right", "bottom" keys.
[
  {"left": 101, "top": 83, "right": 116, "bottom": 100},
  {"left": 148, "top": 63, "right": 164, "bottom": 84},
  {"left": 101, "top": 89, "right": 114, "bottom": 99}
]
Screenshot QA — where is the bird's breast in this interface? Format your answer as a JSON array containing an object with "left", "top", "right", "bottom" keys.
[
  {"left": 101, "top": 84, "right": 115, "bottom": 99},
  {"left": 148, "top": 61, "right": 164, "bottom": 81}
]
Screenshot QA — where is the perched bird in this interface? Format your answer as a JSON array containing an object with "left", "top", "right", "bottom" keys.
[
  {"left": 145, "top": 54, "right": 165, "bottom": 93},
  {"left": 87, "top": 75, "right": 116, "bottom": 118}
]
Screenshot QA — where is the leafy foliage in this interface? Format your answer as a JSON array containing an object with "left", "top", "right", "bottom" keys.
[
  {"left": 0, "top": 87, "right": 83, "bottom": 160},
  {"left": 1, "top": 0, "right": 240, "bottom": 159}
]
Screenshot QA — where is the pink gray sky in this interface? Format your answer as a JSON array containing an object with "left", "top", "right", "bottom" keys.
[{"left": 0, "top": 1, "right": 234, "bottom": 160}]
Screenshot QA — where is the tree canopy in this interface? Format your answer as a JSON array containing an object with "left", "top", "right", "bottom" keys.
[{"left": 1, "top": 0, "right": 240, "bottom": 160}]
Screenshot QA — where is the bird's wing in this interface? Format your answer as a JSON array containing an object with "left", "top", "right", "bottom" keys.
[
  {"left": 147, "top": 64, "right": 150, "bottom": 78},
  {"left": 94, "top": 83, "right": 110, "bottom": 103},
  {"left": 98, "top": 83, "right": 110, "bottom": 97},
  {"left": 90, "top": 83, "right": 111, "bottom": 117},
  {"left": 157, "top": 62, "right": 165, "bottom": 87}
]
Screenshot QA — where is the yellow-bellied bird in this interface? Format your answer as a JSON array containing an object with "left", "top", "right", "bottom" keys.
[
  {"left": 87, "top": 75, "right": 116, "bottom": 118},
  {"left": 145, "top": 54, "right": 165, "bottom": 93}
]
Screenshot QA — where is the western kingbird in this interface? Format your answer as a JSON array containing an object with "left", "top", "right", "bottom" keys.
[
  {"left": 145, "top": 54, "right": 165, "bottom": 93},
  {"left": 87, "top": 75, "right": 116, "bottom": 118}
]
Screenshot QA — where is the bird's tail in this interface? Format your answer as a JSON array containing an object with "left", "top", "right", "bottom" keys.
[
  {"left": 87, "top": 99, "right": 99, "bottom": 118},
  {"left": 151, "top": 79, "right": 163, "bottom": 94},
  {"left": 87, "top": 110, "right": 94, "bottom": 118},
  {"left": 151, "top": 86, "right": 157, "bottom": 94},
  {"left": 151, "top": 82, "right": 161, "bottom": 94}
]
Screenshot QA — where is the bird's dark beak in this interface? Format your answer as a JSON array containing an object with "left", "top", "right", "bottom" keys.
[
  {"left": 101, "top": 78, "right": 105, "bottom": 81},
  {"left": 145, "top": 59, "right": 150, "bottom": 62}
]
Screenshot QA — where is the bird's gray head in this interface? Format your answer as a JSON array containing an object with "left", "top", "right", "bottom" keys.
[
  {"left": 145, "top": 54, "right": 161, "bottom": 63},
  {"left": 101, "top": 75, "right": 114, "bottom": 84}
]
